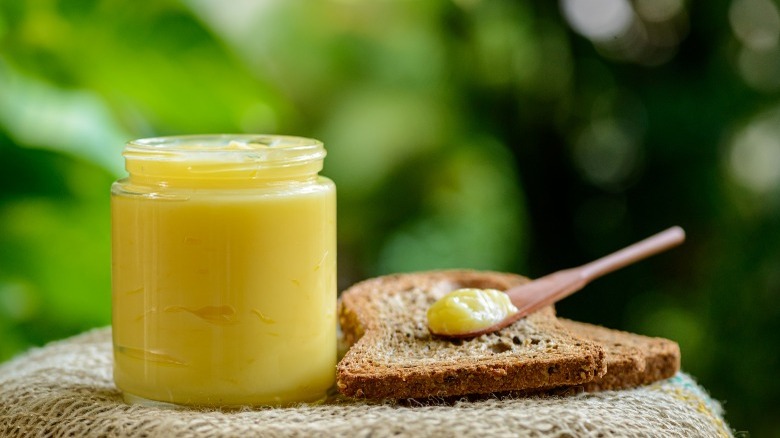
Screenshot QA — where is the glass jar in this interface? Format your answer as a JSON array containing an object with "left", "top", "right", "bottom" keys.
[{"left": 111, "top": 135, "right": 336, "bottom": 407}]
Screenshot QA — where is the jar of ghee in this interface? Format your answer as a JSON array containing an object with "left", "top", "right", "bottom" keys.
[{"left": 111, "top": 134, "right": 336, "bottom": 407}]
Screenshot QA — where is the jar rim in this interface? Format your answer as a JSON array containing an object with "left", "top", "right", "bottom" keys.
[{"left": 124, "top": 134, "right": 325, "bottom": 164}]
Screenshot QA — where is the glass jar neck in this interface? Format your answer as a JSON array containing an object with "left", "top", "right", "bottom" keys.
[{"left": 123, "top": 135, "right": 325, "bottom": 189}]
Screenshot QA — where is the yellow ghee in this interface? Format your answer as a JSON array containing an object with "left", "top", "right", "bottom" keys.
[
  {"left": 427, "top": 288, "right": 518, "bottom": 336},
  {"left": 111, "top": 135, "right": 336, "bottom": 407}
]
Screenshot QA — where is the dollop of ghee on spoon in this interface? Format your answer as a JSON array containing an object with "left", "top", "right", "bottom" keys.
[{"left": 427, "top": 288, "right": 519, "bottom": 336}]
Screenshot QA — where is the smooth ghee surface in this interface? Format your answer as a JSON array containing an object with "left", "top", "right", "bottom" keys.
[
  {"left": 427, "top": 288, "right": 518, "bottom": 336},
  {"left": 112, "top": 140, "right": 336, "bottom": 407}
]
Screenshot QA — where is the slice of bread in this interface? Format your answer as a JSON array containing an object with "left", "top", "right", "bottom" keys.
[
  {"left": 558, "top": 319, "right": 681, "bottom": 391},
  {"left": 337, "top": 270, "right": 607, "bottom": 399}
]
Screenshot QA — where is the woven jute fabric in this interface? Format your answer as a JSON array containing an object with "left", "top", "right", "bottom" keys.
[{"left": 0, "top": 328, "right": 732, "bottom": 437}]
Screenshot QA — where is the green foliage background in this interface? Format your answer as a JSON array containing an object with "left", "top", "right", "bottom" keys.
[{"left": 0, "top": 0, "right": 777, "bottom": 434}]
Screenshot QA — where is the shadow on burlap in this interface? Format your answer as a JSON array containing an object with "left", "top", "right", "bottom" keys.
[{"left": 0, "top": 328, "right": 733, "bottom": 437}]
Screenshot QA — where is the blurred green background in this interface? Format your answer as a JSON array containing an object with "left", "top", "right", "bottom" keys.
[{"left": 0, "top": 0, "right": 777, "bottom": 434}]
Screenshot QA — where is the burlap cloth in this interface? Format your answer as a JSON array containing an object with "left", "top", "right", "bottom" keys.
[{"left": 0, "top": 328, "right": 732, "bottom": 437}]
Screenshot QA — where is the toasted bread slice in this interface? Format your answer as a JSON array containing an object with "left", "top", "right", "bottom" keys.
[
  {"left": 558, "top": 319, "right": 681, "bottom": 391},
  {"left": 337, "top": 270, "right": 607, "bottom": 399}
]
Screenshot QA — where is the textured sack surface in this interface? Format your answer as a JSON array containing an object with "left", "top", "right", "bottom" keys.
[{"left": 0, "top": 328, "right": 732, "bottom": 438}]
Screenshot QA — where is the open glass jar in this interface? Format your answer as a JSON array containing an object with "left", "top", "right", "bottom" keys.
[{"left": 111, "top": 135, "right": 336, "bottom": 407}]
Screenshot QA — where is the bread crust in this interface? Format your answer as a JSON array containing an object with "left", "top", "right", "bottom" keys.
[
  {"left": 337, "top": 270, "right": 607, "bottom": 399},
  {"left": 558, "top": 319, "right": 681, "bottom": 391}
]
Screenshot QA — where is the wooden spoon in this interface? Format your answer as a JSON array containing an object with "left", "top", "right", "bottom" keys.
[{"left": 430, "top": 226, "right": 686, "bottom": 339}]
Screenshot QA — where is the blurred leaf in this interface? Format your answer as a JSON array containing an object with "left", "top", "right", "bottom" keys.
[
  {"left": 0, "top": 197, "right": 111, "bottom": 327},
  {"left": 376, "top": 138, "right": 526, "bottom": 273},
  {"left": 0, "top": 280, "right": 40, "bottom": 322},
  {"left": 0, "top": 62, "right": 128, "bottom": 175},
  {"left": 468, "top": 0, "right": 538, "bottom": 89},
  {"left": 321, "top": 88, "right": 450, "bottom": 198}
]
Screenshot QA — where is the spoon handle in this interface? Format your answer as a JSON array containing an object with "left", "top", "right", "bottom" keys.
[
  {"left": 579, "top": 226, "right": 686, "bottom": 282},
  {"left": 508, "top": 226, "right": 686, "bottom": 320}
]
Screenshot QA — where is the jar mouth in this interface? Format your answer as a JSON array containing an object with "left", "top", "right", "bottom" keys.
[
  {"left": 123, "top": 135, "right": 326, "bottom": 187},
  {"left": 124, "top": 134, "right": 325, "bottom": 165}
]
